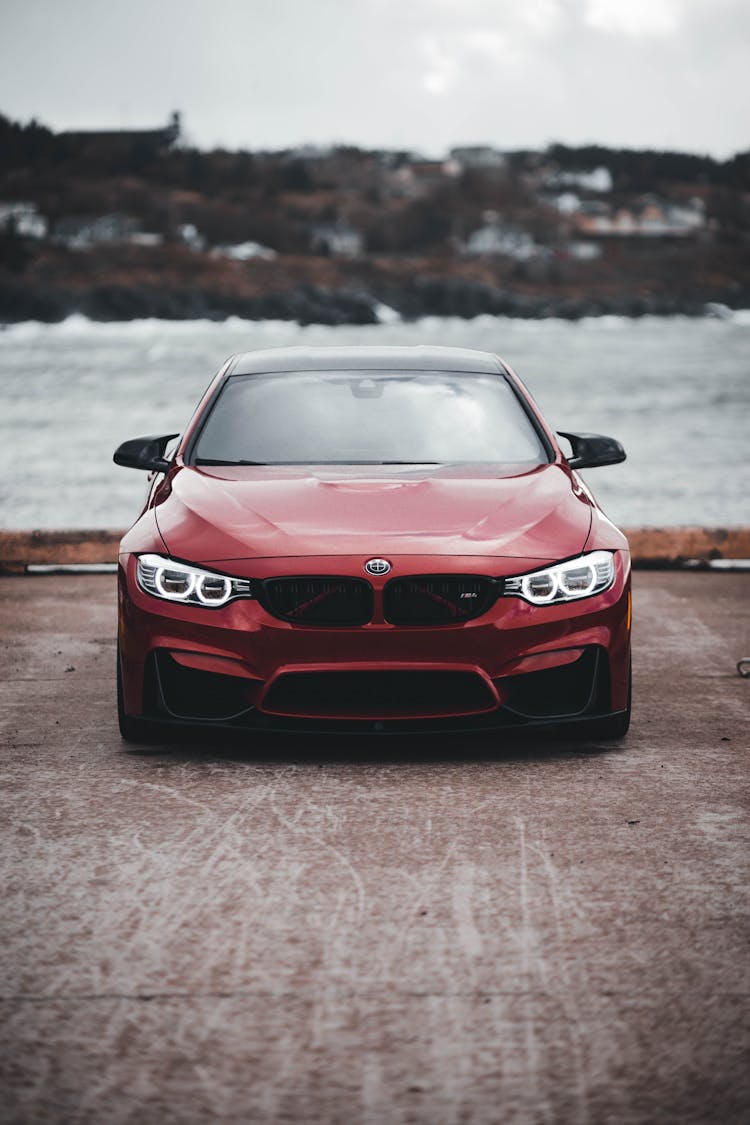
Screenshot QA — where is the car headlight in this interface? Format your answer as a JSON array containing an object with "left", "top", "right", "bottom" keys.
[
  {"left": 136, "top": 554, "right": 254, "bottom": 608},
  {"left": 503, "top": 551, "right": 615, "bottom": 605}
]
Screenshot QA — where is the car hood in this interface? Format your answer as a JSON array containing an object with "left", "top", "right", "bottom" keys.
[{"left": 154, "top": 463, "right": 593, "bottom": 563}]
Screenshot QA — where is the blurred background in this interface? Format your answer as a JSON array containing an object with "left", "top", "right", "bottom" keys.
[{"left": 0, "top": 0, "right": 748, "bottom": 529}]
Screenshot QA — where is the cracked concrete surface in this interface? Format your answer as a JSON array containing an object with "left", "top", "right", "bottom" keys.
[{"left": 0, "top": 572, "right": 748, "bottom": 1124}]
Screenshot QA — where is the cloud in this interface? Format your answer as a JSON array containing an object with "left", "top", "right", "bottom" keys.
[
  {"left": 418, "top": 9, "right": 554, "bottom": 98},
  {"left": 583, "top": 0, "right": 681, "bottom": 37},
  {"left": 419, "top": 33, "right": 462, "bottom": 95},
  {"left": 519, "top": 0, "right": 564, "bottom": 37},
  {"left": 460, "top": 30, "right": 511, "bottom": 58},
  {"left": 0, "top": 0, "right": 747, "bottom": 155}
]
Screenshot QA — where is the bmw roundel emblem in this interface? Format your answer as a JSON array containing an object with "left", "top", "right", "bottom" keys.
[{"left": 364, "top": 558, "right": 391, "bottom": 576}]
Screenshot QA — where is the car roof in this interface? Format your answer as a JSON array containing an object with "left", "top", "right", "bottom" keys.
[{"left": 228, "top": 345, "right": 509, "bottom": 376}]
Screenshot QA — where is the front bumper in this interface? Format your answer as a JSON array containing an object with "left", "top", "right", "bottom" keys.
[{"left": 118, "top": 551, "right": 631, "bottom": 733}]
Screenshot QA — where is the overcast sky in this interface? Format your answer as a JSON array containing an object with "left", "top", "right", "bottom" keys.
[{"left": 0, "top": 0, "right": 747, "bottom": 157}]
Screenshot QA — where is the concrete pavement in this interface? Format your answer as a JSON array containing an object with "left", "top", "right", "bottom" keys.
[{"left": 0, "top": 571, "right": 748, "bottom": 1124}]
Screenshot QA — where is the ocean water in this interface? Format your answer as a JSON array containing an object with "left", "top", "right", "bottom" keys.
[{"left": 0, "top": 312, "right": 748, "bottom": 530}]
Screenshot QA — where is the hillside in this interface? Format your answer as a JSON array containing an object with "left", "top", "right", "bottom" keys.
[{"left": 1, "top": 113, "right": 748, "bottom": 322}]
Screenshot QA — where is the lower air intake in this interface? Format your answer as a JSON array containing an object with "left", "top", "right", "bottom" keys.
[
  {"left": 261, "top": 669, "right": 498, "bottom": 719},
  {"left": 154, "top": 653, "right": 258, "bottom": 721},
  {"left": 502, "top": 648, "right": 602, "bottom": 719}
]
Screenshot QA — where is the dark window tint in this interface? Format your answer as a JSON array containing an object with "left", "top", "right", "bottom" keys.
[{"left": 192, "top": 370, "right": 547, "bottom": 465}]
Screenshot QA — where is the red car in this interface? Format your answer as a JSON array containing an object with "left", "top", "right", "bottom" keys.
[{"left": 114, "top": 346, "right": 631, "bottom": 741}]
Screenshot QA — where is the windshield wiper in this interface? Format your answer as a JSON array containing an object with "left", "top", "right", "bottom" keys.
[
  {"left": 195, "top": 458, "right": 443, "bottom": 466},
  {"left": 195, "top": 458, "right": 266, "bottom": 466}
]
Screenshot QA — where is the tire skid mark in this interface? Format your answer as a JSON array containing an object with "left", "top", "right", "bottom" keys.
[
  {"left": 516, "top": 815, "right": 555, "bottom": 1125},
  {"left": 529, "top": 833, "right": 594, "bottom": 1125}
]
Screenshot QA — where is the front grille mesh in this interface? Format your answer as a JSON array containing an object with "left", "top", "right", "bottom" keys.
[
  {"left": 384, "top": 575, "right": 497, "bottom": 625},
  {"left": 259, "top": 573, "right": 497, "bottom": 626},
  {"left": 261, "top": 577, "right": 373, "bottom": 625}
]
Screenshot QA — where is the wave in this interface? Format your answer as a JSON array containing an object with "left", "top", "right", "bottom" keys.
[{"left": 2, "top": 305, "right": 750, "bottom": 342}]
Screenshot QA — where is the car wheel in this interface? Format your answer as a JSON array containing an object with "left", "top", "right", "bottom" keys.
[{"left": 116, "top": 643, "right": 158, "bottom": 743}]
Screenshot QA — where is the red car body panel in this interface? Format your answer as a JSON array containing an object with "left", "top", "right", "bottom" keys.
[
  {"left": 118, "top": 551, "right": 630, "bottom": 718},
  {"left": 117, "top": 346, "right": 631, "bottom": 736},
  {"left": 153, "top": 461, "right": 593, "bottom": 563}
]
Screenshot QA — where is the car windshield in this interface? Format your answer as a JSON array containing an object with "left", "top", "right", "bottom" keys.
[{"left": 191, "top": 369, "right": 548, "bottom": 465}]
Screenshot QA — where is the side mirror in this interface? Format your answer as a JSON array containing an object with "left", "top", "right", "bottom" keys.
[
  {"left": 113, "top": 433, "right": 180, "bottom": 473},
  {"left": 558, "top": 431, "right": 626, "bottom": 470}
]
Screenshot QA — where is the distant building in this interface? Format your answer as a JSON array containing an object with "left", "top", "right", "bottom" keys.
[
  {"left": 547, "top": 166, "right": 613, "bottom": 193},
  {"left": 310, "top": 223, "right": 363, "bottom": 258},
  {"left": 129, "top": 232, "right": 164, "bottom": 248},
  {"left": 636, "top": 196, "right": 706, "bottom": 236},
  {"left": 60, "top": 112, "right": 181, "bottom": 160},
  {"left": 407, "top": 160, "right": 450, "bottom": 193},
  {"left": 0, "top": 201, "right": 47, "bottom": 239},
  {"left": 565, "top": 241, "right": 603, "bottom": 261},
  {"left": 54, "top": 213, "right": 141, "bottom": 249},
  {"left": 211, "top": 241, "right": 277, "bottom": 261},
  {"left": 285, "top": 143, "right": 334, "bottom": 161},
  {"left": 383, "top": 159, "right": 450, "bottom": 199},
  {"left": 178, "top": 223, "right": 206, "bottom": 251},
  {"left": 464, "top": 222, "right": 538, "bottom": 260},
  {"left": 450, "top": 146, "right": 507, "bottom": 171},
  {"left": 383, "top": 166, "right": 421, "bottom": 199},
  {"left": 572, "top": 195, "right": 706, "bottom": 238},
  {"left": 553, "top": 192, "right": 582, "bottom": 214}
]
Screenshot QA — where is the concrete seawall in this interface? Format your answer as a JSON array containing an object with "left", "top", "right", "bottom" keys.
[{"left": 1, "top": 527, "right": 749, "bottom": 574}]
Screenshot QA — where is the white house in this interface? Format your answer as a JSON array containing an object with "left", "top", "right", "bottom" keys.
[
  {"left": 54, "top": 213, "right": 140, "bottom": 248},
  {"left": 449, "top": 146, "right": 507, "bottom": 171},
  {"left": 211, "top": 241, "right": 277, "bottom": 261},
  {"left": 550, "top": 166, "right": 613, "bottom": 193},
  {"left": 310, "top": 223, "right": 363, "bottom": 258},
  {"left": 464, "top": 223, "right": 538, "bottom": 260},
  {"left": 0, "top": 201, "right": 48, "bottom": 239}
]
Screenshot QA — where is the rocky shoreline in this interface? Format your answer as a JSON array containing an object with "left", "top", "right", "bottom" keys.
[{"left": 2, "top": 275, "right": 748, "bottom": 326}]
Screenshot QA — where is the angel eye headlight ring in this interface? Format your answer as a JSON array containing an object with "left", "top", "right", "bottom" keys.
[
  {"left": 136, "top": 554, "right": 254, "bottom": 608},
  {"left": 504, "top": 551, "right": 615, "bottom": 606}
]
